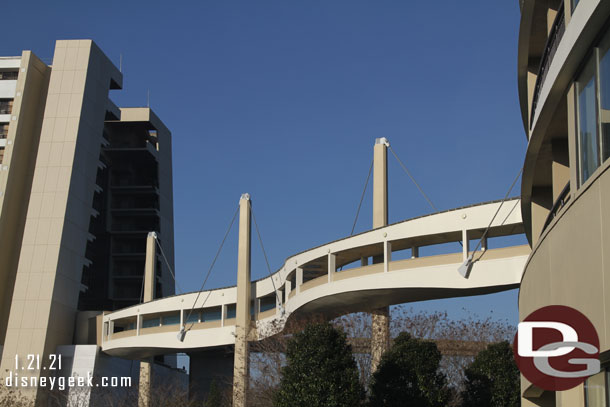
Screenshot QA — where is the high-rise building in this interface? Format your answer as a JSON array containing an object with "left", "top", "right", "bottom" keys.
[
  {"left": 518, "top": 0, "right": 610, "bottom": 405},
  {"left": 0, "top": 40, "right": 176, "bottom": 396}
]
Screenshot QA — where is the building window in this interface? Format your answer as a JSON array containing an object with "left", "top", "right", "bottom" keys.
[
  {"left": 0, "top": 148, "right": 4, "bottom": 165},
  {"left": 574, "top": 29, "right": 610, "bottom": 185},
  {"left": 0, "top": 100, "right": 13, "bottom": 115},
  {"left": 226, "top": 304, "right": 236, "bottom": 319},
  {"left": 161, "top": 314, "right": 180, "bottom": 326},
  {"left": 142, "top": 316, "right": 160, "bottom": 328},
  {"left": 585, "top": 369, "right": 608, "bottom": 406},
  {"left": 576, "top": 57, "right": 599, "bottom": 184},
  {"left": 599, "top": 32, "right": 610, "bottom": 162},
  {"left": 0, "top": 71, "right": 18, "bottom": 80},
  {"left": 202, "top": 307, "right": 222, "bottom": 322},
  {"left": 185, "top": 311, "right": 200, "bottom": 324},
  {"left": 572, "top": 0, "right": 580, "bottom": 13},
  {"left": 0, "top": 124, "right": 8, "bottom": 139}
]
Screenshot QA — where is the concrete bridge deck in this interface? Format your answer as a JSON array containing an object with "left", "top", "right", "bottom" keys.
[{"left": 100, "top": 198, "right": 528, "bottom": 359}]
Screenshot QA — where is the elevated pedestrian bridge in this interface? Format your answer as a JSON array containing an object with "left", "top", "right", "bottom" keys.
[{"left": 100, "top": 198, "right": 528, "bottom": 359}]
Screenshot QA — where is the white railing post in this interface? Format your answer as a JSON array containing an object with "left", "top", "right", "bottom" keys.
[
  {"left": 296, "top": 267, "right": 303, "bottom": 294},
  {"left": 328, "top": 253, "right": 336, "bottom": 282},
  {"left": 411, "top": 246, "right": 419, "bottom": 259},
  {"left": 384, "top": 241, "right": 392, "bottom": 273},
  {"left": 462, "top": 230, "right": 470, "bottom": 261}
]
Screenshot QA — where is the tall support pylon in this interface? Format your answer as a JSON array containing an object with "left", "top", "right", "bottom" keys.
[
  {"left": 370, "top": 138, "right": 390, "bottom": 372},
  {"left": 233, "top": 194, "right": 252, "bottom": 407},
  {"left": 139, "top": 232, "right": 157, "bottom": 407}
]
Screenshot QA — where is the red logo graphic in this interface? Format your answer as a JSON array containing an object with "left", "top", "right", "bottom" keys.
[{"left": 513, "top": 305, "right": 600, "bottom": 391}]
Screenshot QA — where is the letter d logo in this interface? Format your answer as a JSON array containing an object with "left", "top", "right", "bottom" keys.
[
  {"left": 518, "top": 321, "right": 577, "bottom": 357},
  {"left": 513, "top": 305, "right": 600, "bottom": 392}
]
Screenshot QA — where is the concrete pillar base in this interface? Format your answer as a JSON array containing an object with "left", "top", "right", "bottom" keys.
[
  {"left": 138, "top": 358, "right": 152, "bottom": 407},
  {"left": 371, "top": 306, "right": 390, "bottom": 372}
]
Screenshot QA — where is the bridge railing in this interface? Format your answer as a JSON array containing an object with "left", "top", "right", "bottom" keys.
[{"left": 101, "top": 199, "right": 528, "bottom": 350}]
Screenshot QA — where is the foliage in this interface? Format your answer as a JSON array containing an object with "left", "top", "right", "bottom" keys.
[
  {"left": 460, "top": 341, "right": 520, "bottom": 407},
  {"left": 368, "top": 332, "right": 450, "bottom": 407},
  {"left": 205, "top": 379, "right": 223, "bottom": 407},
  {"left": 273, "top": 322, "right": 364, "bottom": 407},
  {"left": 249, "top": 308, "right": 516, "bottom": 407}
]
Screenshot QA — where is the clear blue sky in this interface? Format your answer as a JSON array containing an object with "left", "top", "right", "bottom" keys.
[{"left": 3, "top": 1, "right": 526, "bottom": 323}]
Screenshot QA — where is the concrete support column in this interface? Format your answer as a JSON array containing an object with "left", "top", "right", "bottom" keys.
[
  {"left": 360, "top": 257, "right": 368, "bottom": 266},
  {"left": 233, "top": 194, "right": 252, "bottom": 407},
  {"left": 531, "top": 187, "right": 553, "bottom": 246},
  {"left": 138, "top": 358, "right": 153, "bottom": 407},
  {"left": 371, "top": 137, "right": 390, "bottom": 372},
  {"left": 462, "top": 230, "right": 470, "bottom": 261},
  {"left": 371, "top": 307, "right": 390, "bottom": 371},
  {"left": 328, "top": 253, "right": 336, "bottom": 283},
  {"left": 411, "top": 246, "right": 419, "bottom": 259},
  {"left": 143, "top": 232, "right": 157, "bottom": 302},
  {"left": 296, "top": 267, "right": 303, "bottom": 294},
  {"left": 551, "top": 139, "right": 570, "bottom": 201},
  {"left": 139, "top": 231, "right": 157, "bottom": 407},
  {"left": 384, "top": 241, "right": 392, "bottom": 273},
  {"left": 373, "top": 138, "right": 389, "bottom": 226}
]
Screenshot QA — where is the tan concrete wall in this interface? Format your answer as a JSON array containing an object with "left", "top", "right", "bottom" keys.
[
  {"left": 334, "top": 263, "right": 383, "bottom": 281},
  {"left": 191, "top": 320, "right": 222, "bottom": 330},
  {"left": 0, "top": 40, "right": 123, "bottom": 386},
  {"left": 300, "top": 275, "right": 327, "bottom": 291},
  {"left": 0, "top": 52, "right": 50, "bottom": 346},
  {"left": 520, "top": 162, "right": 610, "bottom": 406},
  {"left": 256, "top": 308, "right": 275, "bottom": 320}
]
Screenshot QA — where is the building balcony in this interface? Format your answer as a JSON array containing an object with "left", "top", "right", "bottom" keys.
[{"left": 529, "top": 2, "right": 565, "bottom": 128}]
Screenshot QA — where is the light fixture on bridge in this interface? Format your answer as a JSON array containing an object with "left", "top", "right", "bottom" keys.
[
  {"left": 177, "top": 325, "right": 186, "bottom": 342},
  {"left": 458, "top": 255, "right": 474, "bottom": 279}
]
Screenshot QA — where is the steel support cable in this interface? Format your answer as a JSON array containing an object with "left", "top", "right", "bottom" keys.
[
  {"left": 474, "top": 197, "right": 522, "bottom": 263},
  {"left": 388, "top": 145, "right": 465, "bottom": 248},
  {"left": 338, "top": 158, "right": 373, "bottom": 272},
  {"left": 350, "top": 158, "right": 374, "bottom": 236},
  {"left": 183, "top": 205, "right": 240, "bottom": 333},
  {"left": 139, "top": 268, "right": 145, "bottom": 304},
  {"left": 388, "top": 145, "right": 438, "bottom": 212},
  {"left": 472, "top": 167, "right": 524, "bottom": 263},
  {"left": 249, "top": 202, "right": 282, "bottom": 312},
  {"left": 154, "top": 236, "right": 183, "bottom": 294}
]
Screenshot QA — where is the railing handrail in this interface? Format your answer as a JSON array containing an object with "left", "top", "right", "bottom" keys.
[
  {"left": 530, "top": 2, "right": 565, "bottom": 128},
  {"left": 541, "top": 181, "right": 571, "bottom": 234}
]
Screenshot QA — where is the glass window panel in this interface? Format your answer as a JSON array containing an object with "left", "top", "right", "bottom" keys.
[
  {"left": 572, "top": 0, "right": 580, "bottom": 13},
  {"left": 260, "top": 296, "right": 276, "bottom": 312},
  {"left": 185, "top": 312, "right": 200, "bottom": 324},
  {"left": 577, "top": 57, "right": 600, "bottom": 184},
  {"left": 162, "top": 314, "right": 180, "bottom": 326},
  {"left": 599, "top": 31, "right": 610, "bottom": 162},
  {"left": 142, "top": 317, "right": 160, "bottom": 328},
  {"left": 585, "top": 370, "right": 606, "bottom": 406},
  {"left": 226, "top": 304, "right": 236, "bottom": 319},
  {"left": 202, "top": 307, "right": 222, "bottom": 322}
]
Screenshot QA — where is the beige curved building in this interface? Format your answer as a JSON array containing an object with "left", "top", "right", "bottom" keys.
[{"left": 518, "top": 0, "right": 610, "bottom": 405}]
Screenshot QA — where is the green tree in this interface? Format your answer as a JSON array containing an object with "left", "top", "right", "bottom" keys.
[
  {"left": 273, "top": 322, "right": 364, "bottom": 407},
  {"left": 460, "top": 341, "right": 520, "bottom": 407},
  {"left": 204, "top": 379, "right": 223, "bottom": 407},
  {"left": 368, "top": 332, "right": 449, "bottom": 407}
]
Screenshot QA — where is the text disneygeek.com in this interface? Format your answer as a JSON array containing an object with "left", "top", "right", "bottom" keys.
[{"left": 1, "top": 372, "right": 132, "bottom": 391}]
